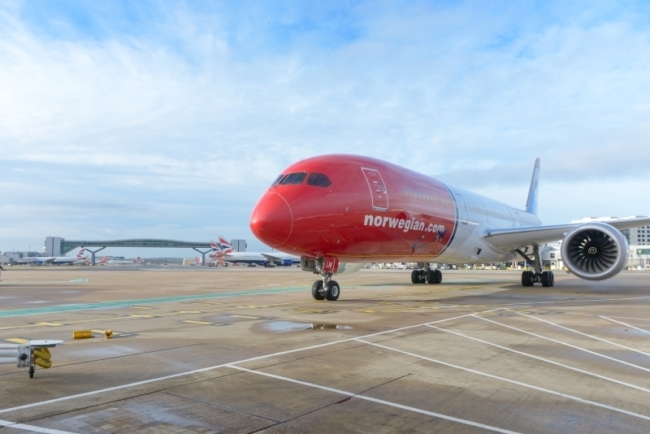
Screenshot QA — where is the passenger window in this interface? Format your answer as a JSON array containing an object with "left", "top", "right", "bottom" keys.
[
  {"left": 271, "top": 174, "right": 284, "bottom": 186},
  {"left": 279, "top": 172, "right": 307, "bottom": 185},
  {"left": 307, "top": 173, "right": 332, "bottom": 187}
]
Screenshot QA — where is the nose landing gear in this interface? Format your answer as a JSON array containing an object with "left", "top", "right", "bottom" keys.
[
  {"left": 311, "top": 274, "right": 340, "bottom": 301},
  {"left": 305, "top": 257, "right": 341, "bottom": 301}
]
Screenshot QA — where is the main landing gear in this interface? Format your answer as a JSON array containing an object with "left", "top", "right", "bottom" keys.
[
  {"left": 411, "top": 263, "right": 442, "bottom": 285},
  {"left": 517, "top": 243, "right": 555, "bottom": 287}
]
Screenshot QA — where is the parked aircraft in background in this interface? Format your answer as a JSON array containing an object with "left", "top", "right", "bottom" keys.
[
  {"left": 96, "top": 256, "right": 109, "bottom": 266},
  {"left": 35, "top": 248, "right": 88, "bottom": 265},
  {"left": 210, "top": 238, "right": 299, "bottom": 266},
  {"left": 250, "top": 154, "right": 650, "bottom": 301},
  {"left": 107, "top": 256, "right": 142, "bottom": 265}
]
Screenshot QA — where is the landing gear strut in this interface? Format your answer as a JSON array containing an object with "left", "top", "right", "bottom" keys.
[
  {"left": 517, "top": 243, "right": 554, "bottom": 287},
  {"left": 411, "top": 263, "right": 442, "bottom": 285}
]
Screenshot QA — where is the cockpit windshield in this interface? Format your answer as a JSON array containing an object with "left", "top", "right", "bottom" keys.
[
  {"left": 279, "top": 172, "right": 307, "bottom": 185},
  {"left": 271, "top": 174, "right": 284, "bottom": 186},
  {"left": 306, "top": 173, "right": 332, "bottom": 187}
]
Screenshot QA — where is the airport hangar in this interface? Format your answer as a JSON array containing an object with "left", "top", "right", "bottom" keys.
[{"left": 44, "top": 236, "right": 216, "bottom": 265}]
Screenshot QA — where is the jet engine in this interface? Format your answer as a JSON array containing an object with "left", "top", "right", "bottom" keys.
[{"left": 561, "top": 222, "right": 628, "bottom": 281}]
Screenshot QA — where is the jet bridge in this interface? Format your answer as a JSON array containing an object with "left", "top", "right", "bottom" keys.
[{"left": 46, "top": 237, "right": 214, "bottom": 265}]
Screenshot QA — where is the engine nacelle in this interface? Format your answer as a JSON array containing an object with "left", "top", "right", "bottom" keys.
[{"left": 561, "top": 222, "right": 628, "bottom": 281}]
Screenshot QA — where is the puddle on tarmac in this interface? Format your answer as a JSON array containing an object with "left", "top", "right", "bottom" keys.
[{"left": 263, "top": 321, "right": 353, "bottom": 332}]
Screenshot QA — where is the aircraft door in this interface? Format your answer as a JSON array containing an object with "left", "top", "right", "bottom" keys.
[
  {"left": 361, "top": 168, "right": 389, "bottom": 211},
  {"left": 455, "top": 193, "right": 468, "bottom": 225}
]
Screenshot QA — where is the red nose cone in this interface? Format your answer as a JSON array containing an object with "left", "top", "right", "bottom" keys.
[{"left": 250, "top": 192, "right": 293, "bottom": 247}]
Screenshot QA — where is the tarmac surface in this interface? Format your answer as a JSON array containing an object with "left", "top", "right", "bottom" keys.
[{"left": 1, "top": 265, "right": 650, "bottom": 433}]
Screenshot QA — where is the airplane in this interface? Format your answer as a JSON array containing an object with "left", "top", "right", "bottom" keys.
[
  {"left": 210, "top": 238, "right": 299, "bottom": 267},
  {"left": 35, "top": 248, "right": 89, "bottom": 266},
  {"left": 96, "top": 256, "right": 109, "bottom": 266},
  {"left": 249, "top": 154, "right": 650, "bottom": 301},
  {"left": 107, "top": 256, "right": 142, "bottom": 265}
]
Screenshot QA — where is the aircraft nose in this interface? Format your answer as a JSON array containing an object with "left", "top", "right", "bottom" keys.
[{"left": 250, "top": 192, "right": 293, "bottom": 247}]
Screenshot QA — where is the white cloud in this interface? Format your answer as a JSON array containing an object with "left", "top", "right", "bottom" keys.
[{"left": 1, "top": 1, "right": 650, "bottom": 253}]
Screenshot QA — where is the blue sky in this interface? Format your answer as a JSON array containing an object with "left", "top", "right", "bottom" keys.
[{"left": 2, "top": 1, "right": 650, "bottom": 257}]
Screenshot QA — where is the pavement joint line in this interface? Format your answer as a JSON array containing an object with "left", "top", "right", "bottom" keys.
[
  {"left": 426, "top": 324, "right": 650, "bottom": 395},
  {"left": 512, "top": 310, "right": 650, "bottom": 358},
  {"left": 227, "top": 365, "right": 520, "bottom": 434},
  {"left": 599, "top": 316, "right": 650, "bottom": 335},
  {"left": 0, "top": 418, "right": 75, "bottom": 434},
  {"left": 472, "top": 314, "right": 650, "bottom": 374},
  {"left": 0, "top": 312, "right": 474, "bottom": 416},
  {"left": 354, "top": 339, "right": 650, "bottom": 423}
]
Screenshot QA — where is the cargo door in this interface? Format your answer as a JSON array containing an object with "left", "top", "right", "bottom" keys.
[{"left": 361, "top": 168, "right": 389, "bottom": 211}]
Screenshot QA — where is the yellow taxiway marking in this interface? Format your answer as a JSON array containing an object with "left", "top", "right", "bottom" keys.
[
  {"left": 293, "top": 309, "right": 337, "bottom": 314},
  {"left": 4, "top": 338, "right": 29, "bottom": 344},
  {"left": 36, "top": 322, "right": 64, "bottom": 327},
  {"left": 230, "top": 315, "right": 259, "bottom": 319},
  {"left": 175, "top": 310, "right": 204, "bottom": 314},
  {"left": 181, "top": 320, "right": 230, "bottom": 327},
  {"left": 129, "top": 314, "right": 156, "bottom": 318},
  {"left": 130, "top": 306, "right": 153, "bottom": 310}
]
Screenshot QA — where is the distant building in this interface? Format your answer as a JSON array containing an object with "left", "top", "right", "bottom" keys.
[
  {"left": 45, "top": 236, "right": 64, "bottom": 256},
  {"left": 230, "top": 239, "right": 247, "bottom": 252}
]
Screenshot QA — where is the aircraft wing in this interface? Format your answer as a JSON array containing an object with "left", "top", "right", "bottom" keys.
[
  {"left": 261, "top": 253, "right": 283, "bottom": 262},
  {"left": 484, "top": 216, "right": 650, "bottom": 250}
]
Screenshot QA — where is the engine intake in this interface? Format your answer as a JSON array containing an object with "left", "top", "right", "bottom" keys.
[{"left": 561, "top": 222, "right": 628, "bottom": 281}]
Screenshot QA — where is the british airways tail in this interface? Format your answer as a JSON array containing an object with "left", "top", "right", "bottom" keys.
[{"left": 525, "top": 158, "right": 540, "bottom": 216}]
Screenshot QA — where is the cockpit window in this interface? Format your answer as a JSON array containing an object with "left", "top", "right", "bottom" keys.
[
  {"left": 279, "top": 172, "right": 307, "bottom": 185},
  {"left": 271, "top": 174, "right": 284, "bottom": 186},
  {"left": 306, "top": 172, "right": 332, "bottom": 187}
]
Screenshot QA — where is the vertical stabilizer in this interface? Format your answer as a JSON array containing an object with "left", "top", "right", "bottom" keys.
[{"left": 525, "top": 158, "right": 540, "bottom": 216}]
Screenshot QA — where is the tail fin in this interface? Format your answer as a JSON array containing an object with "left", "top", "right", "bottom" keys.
[
  {"left": 218, "top": 236, "right": 234, "bottom": 254},
  {"left": 525, "top": 158, "right": 540, "bottom": 216}
]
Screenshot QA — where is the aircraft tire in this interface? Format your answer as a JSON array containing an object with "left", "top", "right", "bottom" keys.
[
  {"left": 425, "top": 269, "right": 436, "bottom": 284},
  {"left": 411, "top": 270, "right": 421, "bottom": 284},
  {"left": 541, "top": 271, "right": 554, "bottom": 287},
  {"left": 311, "top": 280, "right": 325, "bottom": 300},
  {"left": 324, "top": 281, "right": 340, "bottom": 301},
  {"left": 521, "top": 271, "right": 534, "bottom": 287},
  {"left": 434, "top": 269, "right": 442, "bottom": 284}
]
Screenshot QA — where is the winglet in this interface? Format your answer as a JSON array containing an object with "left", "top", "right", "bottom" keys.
[{"left": 525, "top": 158, "right": 540, "bottom": 216}]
